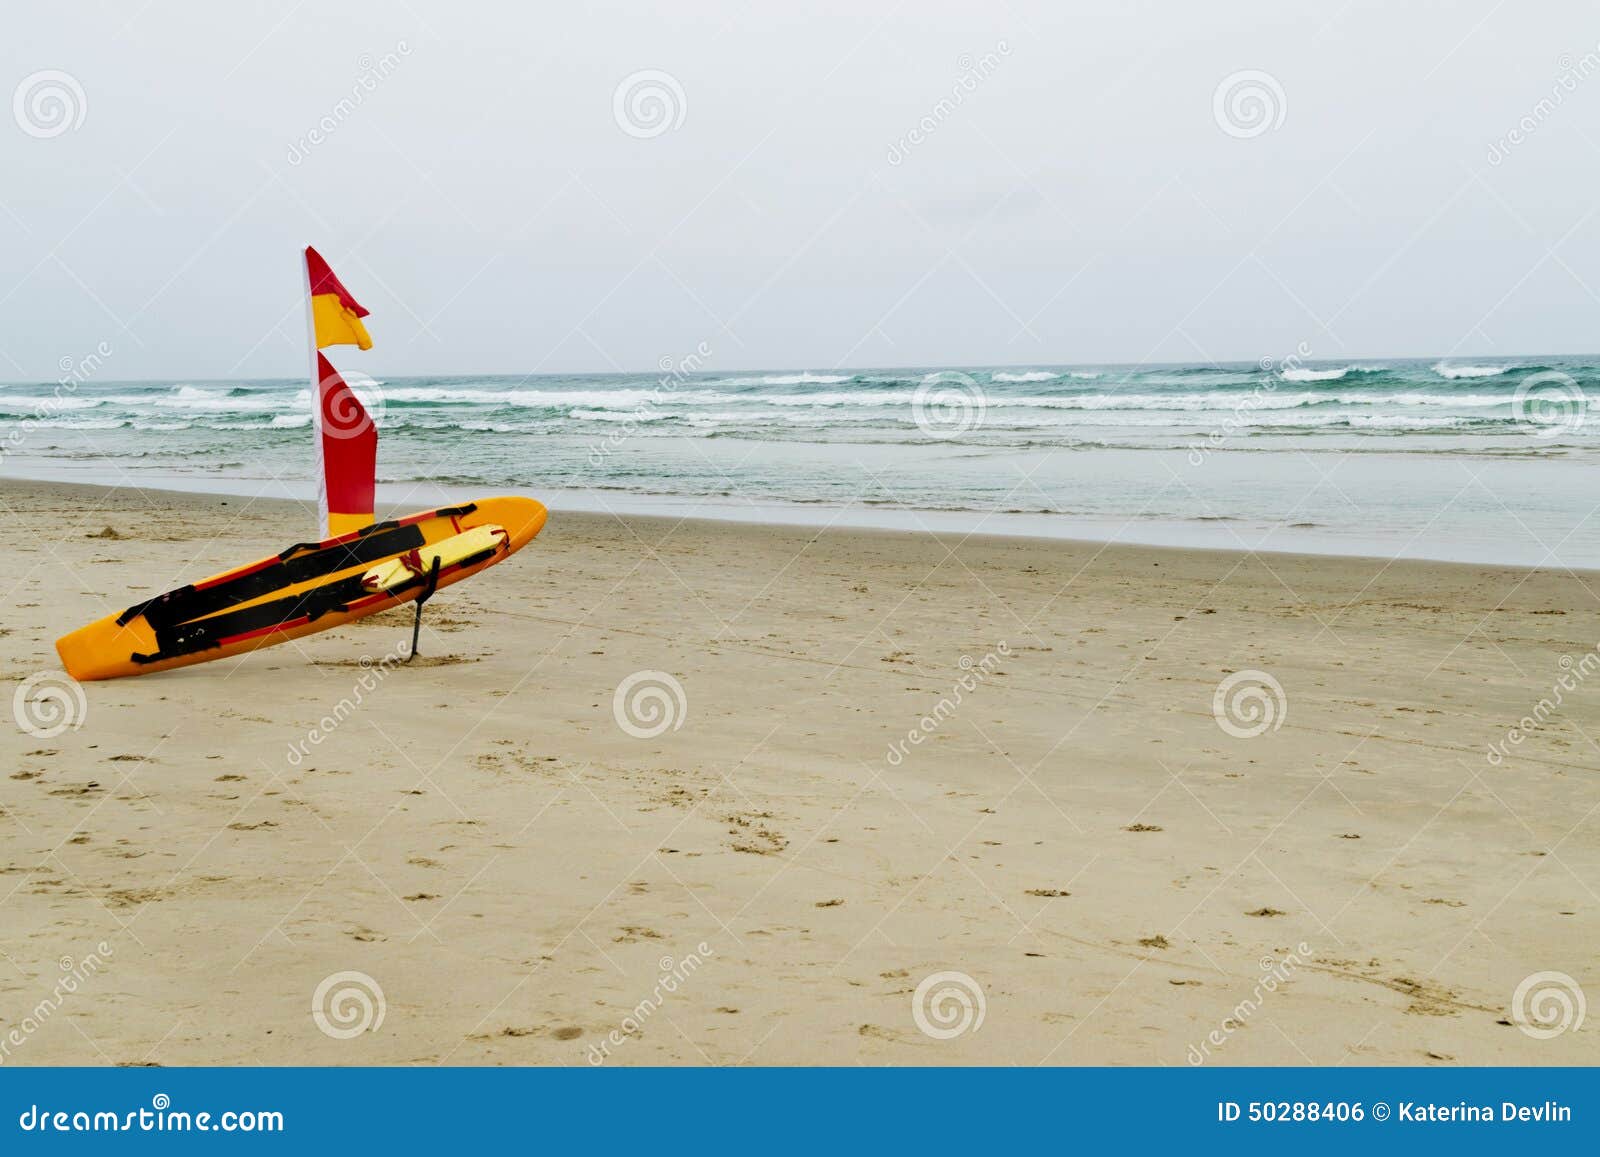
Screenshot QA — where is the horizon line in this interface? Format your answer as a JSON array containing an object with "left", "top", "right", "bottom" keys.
[{"left": 8, "top": 350, "right": 1599, "bottom": 388}]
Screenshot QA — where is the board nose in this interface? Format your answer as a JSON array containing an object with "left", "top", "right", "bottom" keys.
[
  {"left": 491, "top": 496, "right": 547, "bottom": 549},
  {"left": 55, "top": 627, "right": 104, "bottom": 681}
]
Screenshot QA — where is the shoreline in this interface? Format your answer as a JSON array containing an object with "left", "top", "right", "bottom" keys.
[{"left": 6, "top": 463, "right": 1596, "bottom": 573}]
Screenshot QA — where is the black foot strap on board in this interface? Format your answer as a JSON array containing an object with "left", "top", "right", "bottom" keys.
[{"left": 406, "top": 555, "right": 443, "bottom": 663}]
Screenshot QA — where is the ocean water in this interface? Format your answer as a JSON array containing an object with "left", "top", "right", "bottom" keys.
[{"left": 3, "top": 358, "right": 1597, "bottom": 566}]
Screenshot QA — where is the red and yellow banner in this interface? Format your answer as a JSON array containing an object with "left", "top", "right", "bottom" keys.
[
  {"left": 305, "top": 246, "right": 373, "bottom": 351},
  {"left": 316, "top": 353, "right": 377, "bottom": 536},
  {"left": 305, "top": 247, "right": 376, "bottom": 537}
]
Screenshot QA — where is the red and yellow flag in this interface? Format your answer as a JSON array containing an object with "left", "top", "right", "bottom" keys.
[
  {"left": 315, "top": 353, "right": 377, "bottom": 536},
  {"left": 304, "top": 247, "right": 376, "bottom": 538},
  {"left": 305, "top": 246, "right": 373, "bottom": 351}
]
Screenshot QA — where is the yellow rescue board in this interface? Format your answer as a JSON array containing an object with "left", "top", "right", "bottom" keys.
[{"left": 56, "top": 496, "right": 546, "bottom": 681}]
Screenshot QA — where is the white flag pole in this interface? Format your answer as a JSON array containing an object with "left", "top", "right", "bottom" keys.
[{"left": 302, "top": 250, "right": 328, "bottom": 540}]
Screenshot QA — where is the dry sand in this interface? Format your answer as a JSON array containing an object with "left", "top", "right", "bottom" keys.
[{"left": 0, "top": 478, "right": 1596, "bottom": 1066}]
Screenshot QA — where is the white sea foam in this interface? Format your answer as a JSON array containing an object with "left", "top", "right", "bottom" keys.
[
  {"left": 91, "top": 388, "right": 294, "bottom": 412},
  {"left": 1383, "top": 392, "right": 1509, "bottom": 408},
  {"left": 1433, "top": 362, "right": 1513, "bottom": 379},
  {"left": 381, "top": 386, "right": 731, "bottom": 408},
  {"left": 711, "top": 372, "right": 854, "bottom": 386},
  {"left": 992, "top": 371, "right": 1061, "bottom": 382},
  {"left": 42, "top": 386, "right": 1532, "bottom": 419},
  {"left": 1345, "top": 413, "right": 1468, "bottom": 429},
  {"left": 1281, "top": 366, "right": 1350, "bottom": 382},
  {"left": 0, "top": 395, "right": 103, "bottom": 411},
  {"left": 569, "top": 408, "right": 673, "bottom": 423},
  {"left": 763, "top": 372, "right": 853, "bottom": 385},
  {"left": 47, "top": 418, "right": 127, "bottom": 430}
]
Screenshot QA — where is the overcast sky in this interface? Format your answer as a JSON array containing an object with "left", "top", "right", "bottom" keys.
[{"left": 3, "top": 1, "right": 1599, "bottom": 381}]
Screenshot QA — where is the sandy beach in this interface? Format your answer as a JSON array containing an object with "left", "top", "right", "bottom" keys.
[{"left": 0, "top": 477, "right": 1596, "bottom": 1066}]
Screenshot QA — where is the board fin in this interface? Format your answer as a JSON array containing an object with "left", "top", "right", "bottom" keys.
[{"left": 406, "top": 556, "right": 443, "bottom": 662}]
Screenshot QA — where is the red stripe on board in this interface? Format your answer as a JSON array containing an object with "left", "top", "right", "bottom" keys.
[
  {"left": 193, "top": 506, "right": 457, "bottom": 600},
  {"left": 218, "top": 616, "right": 311, "bottom": 646},
  {"left": 210, "top": 555, "right": 493, "bottom": 649},
  {"left": 398, "top": 507, "right": 442, "bottom": 528}
]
